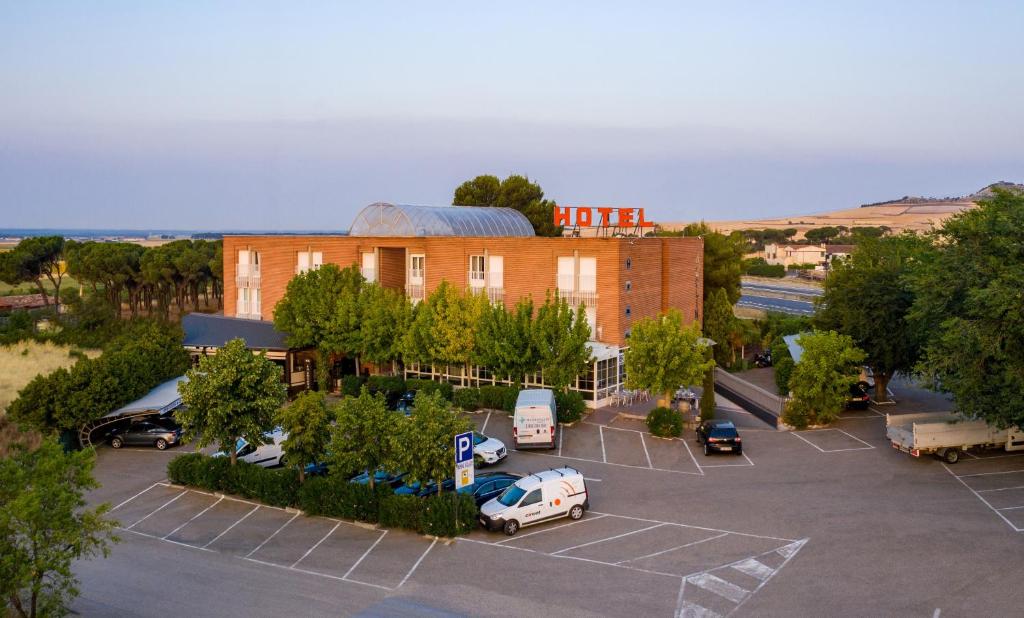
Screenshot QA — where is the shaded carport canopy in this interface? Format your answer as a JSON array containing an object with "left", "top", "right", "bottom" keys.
[
  {"left": 101, "top": 375, "right": 189, "bottom": 419},
  {"left": 182, "top": 313, "right": 290, "bottom": 350}
]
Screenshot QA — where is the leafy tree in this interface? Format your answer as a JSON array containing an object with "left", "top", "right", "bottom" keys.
[
  {"left": 0, "top": 236, "right": 67, "bottom": 314},
  {"left": 273, "top": 263, "right": 364, "bottom": 390},
  {"left": 276, "top": 391, "right": 333, "bottom": 483},
  {"left": 474, "top": 297, "right": 539, "bottom": 386},
  {"left": 682, "top": 222, "right": 745, "bottom": 303},
  {"left": 177, "top": 338, "right": 286, "bottom": 465},
  {"left": 625, "top": 309, "right": 715, "bottom": 407},
  {"left": 702, "top": 287, "right": 735, "bottom": 367},
  {"left": 783, "top": 331, "right": 865, "bottom": 428},
  {"left": 330, "top": 388, "right": 402, "bottom": 490},
  {"left": 453, "top": 174, "right": 562, "bottom": 237},
  {"left": 909, "top": 188, "right": 1024, "bottom": 428},
  {"left": 401, "top": 281, "right": 479, "bottom": 376},
  {"left": 0, "top": 439, "right": 118, "bottom": 618},
  {"left": 359, "top": 283, "right": 412, "bottom": 371},
  {"left": 396, "top": 391, "right": 472, "bottom": 495},
  {"left": 815, "top": 233, "right": 929, "bottom": 402},
  {"left": 533, "top": 292, "right": 591, "bottom": 390},
  {"left": 804, "top": 226, "right": 840, "bottom": 244}
]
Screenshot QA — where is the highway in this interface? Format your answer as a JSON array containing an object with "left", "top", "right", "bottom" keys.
[
  {"left": 737, "top": 294, "right": 816, "bottom": 315},
  {"left": 742, "top": 281, "right": 823, "bottom": 296}
]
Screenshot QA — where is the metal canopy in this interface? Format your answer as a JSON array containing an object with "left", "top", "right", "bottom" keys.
[{"left": 349, "top": 202, "right": 536, "bottom": 237}]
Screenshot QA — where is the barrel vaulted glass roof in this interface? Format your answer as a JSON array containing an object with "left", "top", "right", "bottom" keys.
[{"left": 349, "top": 202, "right": 535, "bottom": 237}]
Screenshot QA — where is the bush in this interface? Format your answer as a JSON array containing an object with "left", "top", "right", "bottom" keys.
[
  {"left": 405, "top": 378, "right": 453, "bottom": 401},
  {"left": 298, "top": 475, "right": 383, "bottom": 522},
  {"left": 787, "top": 263, "right": 817, "bottom": 271},
  {"left": 646, "top": 406, "right": 683, "bottom": 438},
  {"left": 554, "top": 390, "right": 585, "bottom": 424},
  {"left": 366, "top": 375, "right": 406, "bottom": 399},
  {"left": 379, "top": 494, "right": 423, "bottom": 530},
  {"left": 781, "top": 399, "right": 811, "bottom": 429},
  {"left": 479, "top": 385, "right": 518, "bottom": 412},
  {"left": 453, "top": 387, "right": 481, "bottom": 411},
  {"left": 167, "top": 453, "right": 298, "bottom": 507},
  {"left": 773, "top": 356, "right": 795, "bottom": 395},
  {"left": 340, "top": 375, "right": 366, "bottom": 397},
  {"left": 379, "top": 491, "right": 477, "bottom": 537},
  {"left": 742, "top": 257, "right": 786, "bottom": 278}
]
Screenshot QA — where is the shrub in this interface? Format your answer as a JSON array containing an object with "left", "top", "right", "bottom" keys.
[
  {"left": 340, "top": 375, "right": 366, "bottom": 397},
  {"left": 379, "top": 494, "right": 423, "bottom": 530},
  {"left": 419, "top": 492, "right": 477, "bottom": 537},
  {"left": 646, "top": 406, "right": 683, "bottom": 438},
  {"left": 406, "top": 378, "right": 453, "bottom": 401},
  {"left": 479, "top": 385, "right": 517, "bottom": 412},
  {"left": 742, "top": 257, "right": 786, "bottom": 278},
  {"left": 298, "top": 476, "right": 383, "bottom": 522},
  {"left": 781, "top": 399, "right": 811, "bottom": 429},
  {"left": 773, "top": 356, "right": 794, "bottom": 395},
  {"left": 168, "top": 452, "right": 230, "bottom": 491},
  {"left": 554, "top": 390, "right": 585, "bottom": 424},
  {"left": 366, "top": 375, "right": 406, "bottom": 399},
  {"left": 168, "top": 453, "right": 297, "bottom": 507},
  {"left": 453, "top": 387, "right": 481, "bottom": 411}
]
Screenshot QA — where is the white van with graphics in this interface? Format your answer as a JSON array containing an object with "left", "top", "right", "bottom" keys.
[
  {"left": 513, "top": 389, "right": 557, "bottom": 449},
  {"left": 479, "top": 467, "right": 589, "bottom": 535}
]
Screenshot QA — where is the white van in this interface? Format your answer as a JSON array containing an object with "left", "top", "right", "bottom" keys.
[
  {"left": 214, "top": 428, "right": 287, "bottom": 468},
  {"left": 513, "top": 389, "right": 557, "bottom": 449},
  {"left": 479, "top": 467, "right": 589, "bottom": 535}
]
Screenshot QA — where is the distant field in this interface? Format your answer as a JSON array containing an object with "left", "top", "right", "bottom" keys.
[
  {"left": 0, "top": 274, "right": 81, "bottom": 296},
  {"left": 0, "top": 340, "right": 100, "bottom": 414}
]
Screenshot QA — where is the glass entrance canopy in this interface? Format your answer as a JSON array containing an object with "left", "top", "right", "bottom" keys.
[{"left": 349, "top": 202, "right": 536, "bottom": 237}]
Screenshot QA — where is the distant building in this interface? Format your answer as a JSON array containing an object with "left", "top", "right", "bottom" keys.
[
  {"left": 825, "top": 244, "right": 856, "bottom": 266},
  {"left": 764, "top": 243, "right": 826, "bottom": 268}
]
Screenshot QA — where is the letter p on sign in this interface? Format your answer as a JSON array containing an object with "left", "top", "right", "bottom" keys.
[{"left": 455, "top": 431, "right": 474, "bottom": 465}]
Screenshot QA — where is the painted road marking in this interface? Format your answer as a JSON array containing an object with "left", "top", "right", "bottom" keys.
[
  {"left": 245, "top": 512, "right": 300, "bottom": 558},
  {"left": 599, "top": 425, "right": 607, "bottom": 463},
  {"left": 731, "top": 557, "right": 774, "bottom": 581},
  {"left": 687, "top": 572, "right": 748, "bottom": 603},
  {"left": 640, "top": 432, "right": 654, "bottom": 469},
  {"left": 944, "top": 464, "right": 1024, "bottom": 532},
  {"left": 342, "top": 530, "right": 388, "bottom": 579},
  {"left": 163, "top": 495, "right": 224, "bottom": 540},
  {"left": 550, "top": 523, "right": 665, "bottom": 555},
  {"left": 616, "top": 532, "right": 729, "bottom": 565},
  {"left": 291, "top": 521, "right": 341, "bottom": 569},
  {"left": 495, "top": 514, "right": 608, "bottom": 545},
  {"left": 202, "top": 505, "right": 260, "bottom": 549},
  {"left": 397, "top": 537, "right": 437, "bottom": 588},
  {"left": 111, "top": 483, "right": 161, "bottom": 512},
  {"left": 125, "top": 490, "right": 186, "bottom": 530},
  {"left": 480, "top": 411, "right": 491, "bottom": 435}
]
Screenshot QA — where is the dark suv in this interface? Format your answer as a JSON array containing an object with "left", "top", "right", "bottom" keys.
[{"left": 696, "top": 420, "right": 742, "bottom": 456}]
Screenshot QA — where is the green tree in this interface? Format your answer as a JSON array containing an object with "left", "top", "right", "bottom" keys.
[
  {"left": 533, "top": 293, "right": 592, "bottom": 390},
  {"left": 909, "top": 188, "right": 1024, "bottom": 428},
  {"left": 453, "top": 174, "right": 562, "bottom": 237},
  {"left": 702, "top": 287, "right": 735, "bottom": 367},
  {"left": 783, "top": 331, "right": 865, "bottom": 428},
  {"left": 330, "top": 388, "right": 402, "bottom": 490},
  {"left": 177, "top": 338, "right": 286, "bottom": 465},
  {"left": 396, "top": 391, "right": 472, "bottom": 495},
  {"left": 401, "top": 281, "right": 478, "bottom": 376},
  {"left": 681, "top": 222, "right": 745, "bottom": 303},
  {"left": 276, "top": 391, "right": 333, "bottom": 483},
  {"left": 474, "top": 297, "right": 539, "bottom": 386},
  {"left": 0, "top": 236, "right": 67, "bottom": 314},
  {"left": 815, "top": 233, "right": 929, "bottom": 402},
  {"left": 804, "top": 226, "right": 840, "bottom": 244},
  {"left": 359, "top": 283, "right": 412, "bottom": 371},
  {"left": 625, "top": 309, "right": 715, "bottom": 407},
  {"left": 273, "top": 263, "right": 364, "bottom": 390},
  {"left": 0, "top": 440, "right": 118, "bottom": 618}
]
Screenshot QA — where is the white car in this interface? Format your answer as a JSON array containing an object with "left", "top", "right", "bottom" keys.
[
  {"left": 479, "top": 467, "right": 589, "bottom": 536},
  {"left": 214, "top": 429, "right": 287, "bottom": 468},
  {"left": 473, "top": 431, "right": 507, "bottom": 466}
]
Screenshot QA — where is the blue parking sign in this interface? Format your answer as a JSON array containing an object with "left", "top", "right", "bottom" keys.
[{"left": 455, "top": 431, "right": 474, "bottom": 465}]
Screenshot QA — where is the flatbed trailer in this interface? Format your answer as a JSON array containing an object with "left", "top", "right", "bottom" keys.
[{"left": 886, "top": 412, "right": 1024, "bottom": 464}]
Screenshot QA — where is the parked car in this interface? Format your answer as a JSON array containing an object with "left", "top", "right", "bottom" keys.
[
  {"left": 847, "top": 381, "right": 872, "bottom": 410},
  {"left": 416, "top": 471, "right": 523, "bottom": 507},
  {"left": 513, "top": 389, "right": 557, "bottom": 449},
  {"left": 472, "top": 431, "right": 507, "bottom": 465},
  {"left": 213, "top": 429, "right": 288, "bottom": 467},
  {"left": 350, "top": 469, "right": 409, "bottom": 489},
  {"left": 479, "top": 467, "right": 589, "bottom": 536},
  {"left": 696, "top": 420, "right": 743, "bottom": 456},
  {"left": 107, "top": 418, "right": 183, "bottom": 450}
]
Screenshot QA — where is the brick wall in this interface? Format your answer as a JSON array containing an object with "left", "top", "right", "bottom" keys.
[{"left": 223, "top": 235, "right": 704, "bottom": 347}]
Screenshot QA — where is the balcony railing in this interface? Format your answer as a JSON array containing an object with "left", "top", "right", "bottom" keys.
[
  {"left": 361, "top": 267, "right": 376, "bottom": 283},
  {"left": 469, "top": 270, "right": 486, "bottom": 287},
  {"left": 556, "top": 273, "right": 597, "bottom": 307},
  {"left": 406, "top": 283, "right": 425, "bottom": 304},
  {"left": 236, "top": 263, "right": 261, "bottom": 288},
  {"left": 235, "top": 303, "right": 262, "bottom": 320},
  {"left": 486, "top": 286, "right": 504, "bottom": 305}
]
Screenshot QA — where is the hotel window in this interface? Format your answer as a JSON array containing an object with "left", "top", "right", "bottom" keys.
[
  {"left": 625, "top": 280, "right": 632, "bottom": 292},
  {"left": 625, "top": 257, "right": 632, "bottom": 270},
  {"left": 625, "top": 305, "right": 631, "bottom": 318},
  {"left": 297, "top": 251, "right": 323, "bottom": 274},
  {"left": 361, "top": 252, "right": 376, "bottom": 283},
  {"left": 469, "top": 255, "right": 485, "bottom": 287}
]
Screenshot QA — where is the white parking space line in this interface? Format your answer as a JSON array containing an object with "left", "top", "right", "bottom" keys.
[
  {"left": 834, "top": 429, "right": 874, "bottom": 449},
  {"left": 202, "top": 505, "right": 260, "bottom": 549},
  {"left": 688, "top": 572, "right": 749, "bottom": 603},
  {"left": 590, "top": 512, "right": 798, "bottom": 543},
  {"left": 494, "top": 514, "right": 609, "bottom": 545},
  {"left": 343, "top": 530, "right": 388, "bottom": 579},
  {"left": 291, "top": 521, "right": 340, "bottom": 569},
  {"left": 700, "top": 452, "right": 755, "bottom": 468},
  {"left": 241, "top": 556, "right": 393, "bottom": 591},
  {"left": 125, "top": 490, "right": 187, "bottom": 529},
  {"left": 867, "top": 406, "right": 887, "bottom": 417},
  {"left": 163, "top": 495, "right": 223, "bottom": 540},
  {"left": 599, "top": 425, "right": 607, "bottom": 463},
  {"left": 640, "top": 432, "right": 653, "bottom": 469},
  {"left": 480, "top": 411, "right": 491, "bottom": 435},
  {"left": 977, "top": 484, "right": 1024, "bottom": 493},
  {"left": 956, "top": 469, "right": 1024, "bottom": 478},
  {"left": 117, "top": 526, "right": 215, "bottom": 552},
  {"left": 682, "top": 439, "right": 705, "bottom": 476},
  {"left": 397, "top": 537, "right": 437, "bottom": 588},
  {"left": 997, "top": 505, "right": 1024, "bottom": 511},
  {"left": 583, "top": 477, "right": 602, "bottom": 482},
  {"left": 791, "top": 429, "right": 874, "bottom": 452},
  {"left": 958, "top": 452, "right": 1024, "bottom": 461},
  {"left": 513, "top": 449, "right": 703, "bottom": 475},
  {"left": 616, "top": 532, "right": 729, "bottom": 565},
  {"left": 550, "top": 523, "right": 664, "bottom": 555},
  {"left": 943, "top": 464, "right": 1023, "bottom": 532},
  {"left": 110, "top": 483, "right": 161, "bottom": 512},
  {"left": 245, "top": 512, "right": 300, "bottom": 558}
]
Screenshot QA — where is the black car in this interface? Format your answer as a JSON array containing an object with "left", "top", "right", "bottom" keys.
[
  {"left": 847, "top": 381, "right": 872, "bottom": 410},
  {"left": 107, "top": 418, "right": 183, "bottom": 450},
  {"left": 389, "top": 390, "right": 417, "bottom": 416},
  {"left": 695, "top": 420, "right": 742, "bottom": 456},
  {"left": 417, "top": 472, "right": 523, "bottom": 507}
]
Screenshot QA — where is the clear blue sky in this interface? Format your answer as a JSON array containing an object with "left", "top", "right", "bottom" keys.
[{"left": 2, "top": 1, "right": 1022, "bottom": 230}]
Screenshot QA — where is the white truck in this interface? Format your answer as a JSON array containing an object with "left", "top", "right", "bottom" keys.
[{"left": 886, "top": 412, "right": 1024, "bottom": 464}]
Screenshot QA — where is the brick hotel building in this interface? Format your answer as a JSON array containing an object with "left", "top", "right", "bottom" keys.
[{"left": 221, "top": 203, "right": 703, "bottom": 407}]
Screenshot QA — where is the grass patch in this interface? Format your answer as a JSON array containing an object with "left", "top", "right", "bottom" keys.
[{"left": 0, "top": 340, "right": 100, "bottom": 414}]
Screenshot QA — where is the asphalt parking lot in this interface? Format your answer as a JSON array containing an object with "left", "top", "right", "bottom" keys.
[{"left": 75, "top": 396, "right": 1024, "bottom": 617}]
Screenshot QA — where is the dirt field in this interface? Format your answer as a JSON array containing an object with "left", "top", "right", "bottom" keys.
[{"left": 663, "top": 201, "right": 976, "bottom": 238}]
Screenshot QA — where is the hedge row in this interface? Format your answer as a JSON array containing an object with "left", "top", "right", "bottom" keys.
[{"left": 169, "top": 453, "right": 476, "bottom": 537}]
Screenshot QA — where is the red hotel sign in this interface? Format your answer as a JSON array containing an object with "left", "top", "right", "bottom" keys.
[{"left": 554, "top": 206, "right": 654, "bottom": 228}]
